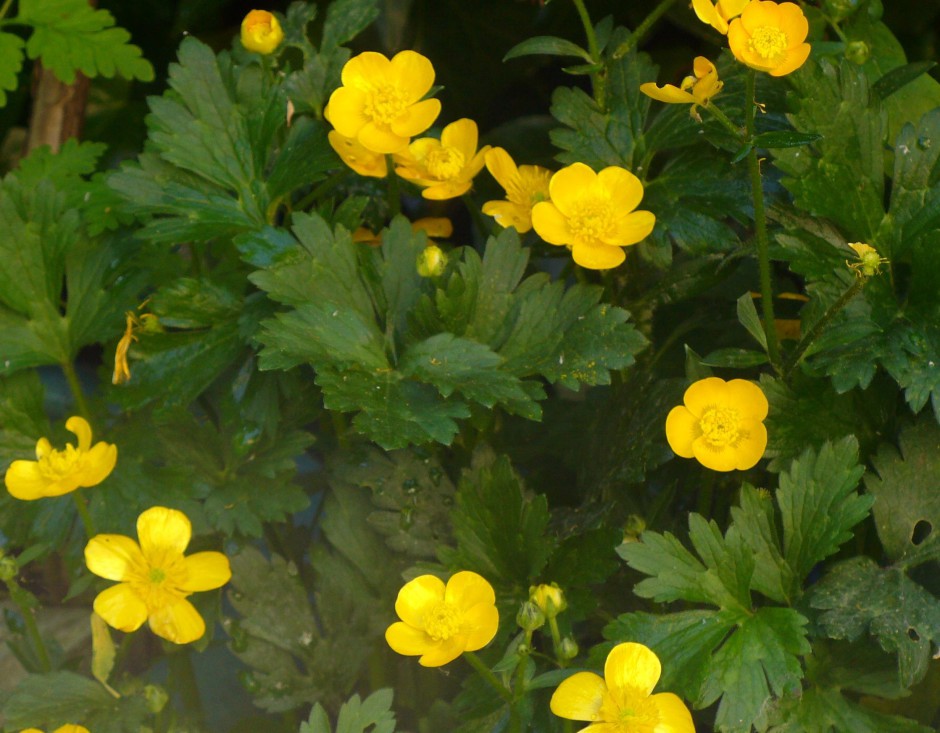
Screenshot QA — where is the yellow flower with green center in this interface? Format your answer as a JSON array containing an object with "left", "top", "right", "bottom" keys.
[
  {"left": 240, "top": 10, "right": 284, "bottom": 55},
  {"left": 482, "top": 147, "right": 552, "bottom": 233},
  {"left": 327, "top": 130, "right": 388, "bottom": 178},
  {"left": 21, "top": 726, "right": 90, "bottom": 733},
  {"left": 326, "top": 51, "right": 441, "bottom": 155},
  {"left": 394, "top": 119, "right": 491, "bottom": 200},
  {"left": 385, "top": 571, "right": 499, "bottom": 667},
  {"left": 531, "top": 162, "right": 655, "bottom": 270},
  {"left": 5, "top": 417, "right": 117, "bottom": 501},
  {"left": 550, "top": 642, "right": 695, "bottom": 733},
  {"left": 665, "top": 377, "right": 769, "bottom": 472},
  {"left": 692, "top": 0, "right": 751, "bottom": 34},
  {"left": 640, "top": 57, "right": 723, "bottom": 118},
  {"left": 84, "top": 507, "right": 231, "bottom": 645},
  {"left": 847, "top": 242, "right": 888, "bottom": 277},
  {"left": 727, "top": 1, "right": 811, "bottom": 77}
]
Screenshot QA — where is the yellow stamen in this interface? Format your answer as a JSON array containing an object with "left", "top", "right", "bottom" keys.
[
  {"left": 699, "top": 406, "right": 742, "bottom": 447},
  {"left": 749, "top": 26, "right": 788, "bottom": 61},
  {"left": 424, "top": 601, "right": 461, "bottom": 641},
  {"left": 364, "top": 85, "right": 409, "bottom": 125},
  {"left": 425, "top": 146, "right": 466, "bottom": 180}
]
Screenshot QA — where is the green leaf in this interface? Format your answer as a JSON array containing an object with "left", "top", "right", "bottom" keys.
[
  {"left": 730, "top": 486, "right": 794, "bottom": 605},
  {"left": 767, "top": 686, "right": 934, "bottom": 733},
  {"left": 753, "top": 130, "right": 823, "bottom": 149},
  {"left": 503, "top": 36, "right": 593, "bottom": 63},
  {"left": 866, "top": 420, "right": 940, "bottom": 565},
  {"left": 320, "top": 0, "right": 381, "bottom": 50},
  {"left": 18, "top": 0, "right": 153, "bottom": 84},
  {"left": 811, "top": 556, "right": 940, "bottom": 688},
  {"left": 301, "top": 690, "right": 397, "bottom": 733},
  {"left": 736, "top": 292, "right": 767, "bottom": 350},
  {"left": 701, "top": 348, "right": 769, "bottom": 368},
  {"left": 0, "top": 32, "right": 25, "bottom": 107},
  {"left": 871, "top": 61, "right": 938, "bottom": 101}
]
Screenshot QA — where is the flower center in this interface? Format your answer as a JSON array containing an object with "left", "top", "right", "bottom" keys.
[
  {"left": 597, "top": 689, "right": 660, "bottom": 732},
  {"left": 364, "top": 85, "right": 409, "bottom": 125},
  {"left": 749, "top": 26, "right": 788, "bottom": 61},
  {"left": 423, "top": 601, "right": 461, "bottom": 641},
  {"left": 425, "top": 146, "right": 465, "bottom": 180},
  {"left": 38, "top": 445, "right": 82, "bottom": 480},
  {"left": 149, "top": 568, "right": 167, "bottom": 583},
  {"left": 128, "top": 558, "right": 188, "bottom": 611},
  {"left": 699, "top": 406, "right": 741, "bottom": 447},
  {"left": 569, "top": 198, "right": 615, "bottom": 243}
]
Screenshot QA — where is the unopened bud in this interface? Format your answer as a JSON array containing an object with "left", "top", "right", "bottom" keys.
[
  {"left": 417, "top": 245, "right": 447, "bottom": 277},
  {"left": 622, "top": 514, "right": 646, "bottom": 543},
  {"left": 144, "top": 684, "right": 169, "bottom": 713},
  {"left": 558, "top": 637, "right": 579, "bottom": 660},
  {"left": 529, "top": 583, "right": 566, "bottom": 619},
  {"left": 0, "top": 556, "right": 17, "bottom": 582},
  {"left": 844, "top": 40, "right": 870, "bottom": 65},
  {"left": 516, "top": 600, "right": 546, "bottom": 632}
]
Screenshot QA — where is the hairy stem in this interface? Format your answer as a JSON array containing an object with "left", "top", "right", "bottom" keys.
[
  {"left": 463, "top": 651, "right": 513, "bottom": 704},
  {"left": 61, "top": 360, "right": 92, "bottom": 422},
  {"left": 73, "top": 492, "right": 96, "bottom": 537},
  {"left": 613, "top": 0, "right": 681, "bottom": 59},
  {"left": 571, "top": 0, "right": 606, "bottom": 109}
]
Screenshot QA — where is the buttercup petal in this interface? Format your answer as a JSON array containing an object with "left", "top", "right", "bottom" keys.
[
  {"left": 721, "top": 379, "right": 769, "bottom": 420},
  {"left": 441, "top": 118, "right": 478, "bottom": 160},
  {"left": 727, "top": 21, "right": 765, "bottom": 69},
  {"left": 93, "top": 583, "right": 148, "bottom": 632},
  {"left": 5, "top": 460, "right": 48, "bottom": 500},
  {"left": 341, "top": 51, "right": 392, "bottom": 88},
  {"left": 462, "top": 602, "right": 500, "bottom": 651},
  {"left": 413, "top": 217, "right": 454, "bottom": 238},
  {"left": 693, "top": 56, "right": 717, "bottom": 79},
  {"left": 137, "top": 506, "right": 192, "bottom": 558},
  {"left": 35, "top": 437, "right": 52, "bottom": 460},
  {"left": 54, "top": 726, "right": 92, "bottom": 733},
  {"left": 692, "top": 0, "right": 729, "bottom": 33},
  {"left": 665, "top": 406, "right": 700, "bottom": 458},
  {"left": 66, "top": 416, "right": 93, "bottom": 452},
  {"left": 148, "top": 597, "right": 206, "bottom": 644},
  {"left": 328, "top": 131, "right": 388, "bottom": 178},
  {"left": 385, "top": 621, "right": 432, "bottom": 656},
  {"left": 651, "top": 692, "right": 696, "bottom": 733},
  {"left": 484, "top": 147, "right": 519, "bottom": 191},
  {"left": 640, "top": 82, "right": 696, "bottom": 105},
  {"left": 387, "top": 50, "right": 436, "bottom": 101},
  {"left": 682, "top": 377, "right": 727, "bottom": 417},
  {"left": 692, "top": 436, "right": 739, "bottom": 472},
  {"left": 605, "top": 642, "right": 661, "bottom": 697},
  {"left": 549, "top": 163, "right": 597, "bottom": 215},
  {"left": 571, "top": 241, "right": 626, "bottom": 270},
  {"left": 770, "top": 43, "right": 811, "bottom": 76},
  {"left": 597, "top": 167, "right": 645, "bottom": 214},
  {"left": 180, "top": 551, "right": 232, "bottom": 592},
  {"left": 776, "top": 1, "right": 809, "bottom": 42},
  {"left": 550, "top": 671, "right": 607, "bottom": 721},
  {"left": 325, "top": 87, "right": 369, "bottom": 137},
  {"left": 389, "top": 98, "right": 441, "bottom": 138},
  {"left": 532, "top": 202, "right": 575, "bottom": 245},
  {"left": 483, "top": 200, "right": 532, "bottom": 232},
  {"left": 395, "top": 574, "right": 446, "bottom": 627},
  {"left": 85, "top": 534, "right": 145, "bottom": 581},
  {"left": 422, "top": 180, "right": 472, "bottom": 200},
  {"left": 358, "top": 121, "right": 408, "bottom": 154},
  {"left": 604, "top": 210, "right": 655, "bottom": 246},
  {"left": 733, "top": 418, "right": 768, "bottom": 470},
  {"left": 740, "top": 0, "right": 780, "bottom": 34},
  {"left": 78, "top": 442, "right": 118, "bottom": 488},
  {"left": 445, "top": 570, "right": 496, "bottom": 612},
  {"left": 419, "top": 634, "right": 468, "bottom": 667}
]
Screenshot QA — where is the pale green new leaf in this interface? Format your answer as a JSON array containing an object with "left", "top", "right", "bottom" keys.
[{"left": 0, "top": 32, "right": 25, "bottom": 107}]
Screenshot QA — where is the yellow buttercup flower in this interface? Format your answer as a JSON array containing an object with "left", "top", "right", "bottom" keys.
[
  {"left": 640, "top": 57, "right": 723, "bottom": 118},
  {"left": 327, "top": 131, "right": 388, "bottom": 178},
  {"left": 21, "top": 726, "right": 91, "bottom": 733},
  {"left": 240, "top": 10, "right": 284, "bottom": 55},
  {"left": 5, "top": 417, "right": 117, "bottom": 501},
  {"left": 728, "top": 1, "right": 810, "bottom": 77},
  {"left": 84, "top": 507, "right": 231, "bottom": 645},
  {"left": 692, "top": 0, "right": 751, "bottom": 34},
  {"left": 385, "top": 571, "right": 499, "bottom": 667},
  {"left": 326, "top": 51, "right": 441, "bottom": 155},
  {"left": 530, "top": 583, "right": 566, "bottom": 618},
  {"left": 531, "top": 162, "right": 655, "bottom": 270},
  {"left": 482, "top": 147, "right": 551, "bottom": 233},
  {"left": 394, "top": 119, "right": 490, "bottom": 200},
  {"left": 665, "top": 377, "right": 768, "bottom": 472},
  {"left": 550, "top": 642, "right": 695, "bottom": 733}
]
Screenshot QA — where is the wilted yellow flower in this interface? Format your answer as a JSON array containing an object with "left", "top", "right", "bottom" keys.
[
  {"left": 531, "top": 162, "right": 655, "bottom": 270},
  {"left": 328, "top": 131, "right": 388, "bottom": 178},
  {"left": 21, "top": 726, "right": 91, "bottom": 733},
  {"left": 550, "top": 642, "right": 695, "bottom": 733},
  {"left": 530, "top": 583, "right": 566, "bottom": 618},
  {"left": 5, "top": 417, "right": 117, "bottom": 501},
  {"left": 692, "top": 0, "right": 751, "bottom": 34},
  {"left": 640, "top": 57, "right": 723, "bottom": 118},
  {"left": 847, "top": 242, "right": 888, "bottom": 277},
  {"left": 113, "top": 311, "right": 160, "bottom": 386},
  {"left": 84, "top": 507, "right": 231, "bottom": 645},
  {"left": 385, "top": 571, "right": 499, "bottom": 667},
  {"left": 394, "top": 119, "right": 490, "bottom": 200},
  {"left": 240, "top": 10, "right": 284, "bottom": 55},
  {"left": 728, "top": 1, "right": 810, "bottom": 77},
  {"left": 482, "top": 147, "right": 551, "bottom": 233},
  {"left": 665, "top": 377, "right": 768, "bottom": 472},
  {"left": 326, "top": 51, "right": 441, "bottom": 155}
]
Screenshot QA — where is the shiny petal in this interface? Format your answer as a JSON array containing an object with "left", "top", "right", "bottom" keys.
[
  {"left": 445, "top": 571, "right": 496, "bottom": 612},
  {"left": 665, "top": 406, "right": 699, "bottom": 459},
  {"left": 85, "top": 534, "right": 145, "bottom": 581},
  {"left": 54, "top": 726, "right": 92, "bottom": 733},
  {"left": 93, "top": 583, "right": 148, "bottom": 632},
  {"left": 727, "top": 21, "right": 763, "bottom": 70},
  {"left": 387, "top": 50, "right": 436, "bottom": 101},
  {"left": 531, "top": 202, "right": 574, "bottom": 245},
  {"left": 441, "top": 118, "right": 478, "bottom": 159},
  {"left": 741, "top": 0, "right": 781, "bottom": 34},
  {"left": 721, "top": 379, "right": 769, "bottom": 420},
  {"left": 604, "top": 210, "right": 655, "bottom": 246},
  {"left": 733, "top": 418, "right": 768, "bottom": 470},
  {"left": 66, "top": 416, "right": 93, "bottom": 452},
  {"left": 605, "top": 642, "right": 661, "bottom": 697},
  {"left": 389, "top": 98, "right": 441, "bottom": 138},
  {"left": 358, "top": 122, "right": 408, "bottom": 154},
  {"left": 776, "top": 2, "right": 809, "bottom": 42},
  {"left": 482, "top": 200, "right": 532, "bottom": 232},
  {"left": 179, "top": 551, "right": 231, "bottom": 592},
  {"left": 692, "top": 0, "right": 729, "bottom": 33},
  {"left": 549, "top": 671, "right": 607, "bottom": 721},
  {"left": 651, "top": 692, "right": 696, "bottom": 733},
  {"left": 5, "top": 460, "right": 49, "bottom": 500},
  {"left": 395, "top": 574, "right": 446, "bottom": 627},
  {"left": 422, "top": 180, "right": 472, "bottom": 200},
  {"left": 571, "top": 241, "right": 626, "bottom": 270},
  {"left": 549, "top": 163, "right": 597, "bottom": 215},
  {"left": 148, "top": 597, "right": 206, "bottom": 644},
  {"left": 137, "top": 506, "right": 191, "bottom": 558},
  {"left": 413, "top": 217, "right": 453, "bottom": 238},
  {"left": 342, "top": 51, "right": 391, "bottom": 88},
  {"left": 325, "top": 87, "right": 369, "bottom": 137},
  {"left": 462, "top": 603, "right": 500, "bottom": 650},
  {"left": 418, "top": 635, "right": 466, "bottom": 667},
  {"left": 78, "top": 442, "right": 118, "bottom": 488},
  {"left": 35, "top": 437, "right": 52, "bottom": 459},
  {"left": 485, "top": 147, "right": 519, "bottom": 192},
  {"left": 693, "top": 56, "right": 717, "bottom": 79},
  {"left": 385, "top": 621, "right": 432, "bottom": 656},
  {"left": 682, "top": 377, "right": 727, "bottom": 417},
  {"left": 692, "top": 436, "right": 739, "bottom": 472},
  {"left": 640, "top": 82, "right": 696, "bottom": 105},
  {"left": 770, "top": 43, "right": 811, "bottom": 77},
  {"left": 597, "top": 167, "right": 645, "bottom": 214}
]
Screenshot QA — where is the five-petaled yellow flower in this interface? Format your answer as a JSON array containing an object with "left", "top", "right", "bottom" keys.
[
  {"left": 482, "top": 147, "right": 552, "bottom": 233},
  {"left": 5, "top": 417, "right": 117, "bottom": 501},
  {"left": 84, "top": 507, "right": 231, "bottom": 645},
  {"left": 665, "top": 377, "right": 768, "bottom": 472},
  {"left": 641, "top": 57, "right": 723, "bottom": 118},
  {"left": 550, "top": 642, "right": 695, "bottom": 733},
  {"left": 385, "top": 570, "right": 499, "bottom": 667},
  {"left": 240, "top": 10, "right": 284, "bottom": 55},
  {"left": 692, "top": 0, "right": 751, "bottom": 34},
  {"left": 727, "top": 1, "right": 810, "bottom": 77},
  {"left": 394, "top": 118, "right": 490, "bottom": 200},
  {"left": 328, "top": 131, "right": 388, "bottom": 178},
  {"left": 21, "top": 726, "right": 91, "bottom": 733},
  {"left": 531, "top": 162, "right": 655, "bottom": 270},
  {"left": 326, "top": 51, "right": 441, "bottom": 155}
]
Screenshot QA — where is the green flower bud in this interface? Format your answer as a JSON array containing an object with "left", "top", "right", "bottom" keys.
[
  {"left": 144, "top": 684, "right": 169, "bottom": 713},
  {"left": 558, "top": 636, "right": 579, "bottom": 661},
  {"left": 417, "top": 245, "right": 447, "bottom": 277},
  {"left": 516, "top": 600, "right": 546, "bottom": 632},
  {"left": 529, "top": 583, "right": 566, "bottom": 618},
  {"left": 844, "top": 40, "right": 870, "bottom": 65},
  {"left": 823, "top": 0, "right": 861, "bottom": 22},
  {"left": 0, "top": 555, "right": 17, "bottom": 582}
]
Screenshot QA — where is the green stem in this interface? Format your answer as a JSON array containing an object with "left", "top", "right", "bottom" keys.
[
  {"left": 612, "top": 0, "right": 681, "bottom": 59},
  {"left": 293, "top": 170, "right": 349, "bottom": 213},
  {"left": 4, "top": 579, "right": 53, "bottom": 672},
  {"left": 61, "top": 360, "right": 92, "bottom": 422},
  {"left": 570, "top": 0, "right": 606, "bottom": 109},
  {"left": 463, "top": 651, "right": 512, "bottom": 704},
  {"left": 73, "top": 492, "right": 96, "bottom": 538},
  {"left": 386, "top": 158, "right": 401, "bottom": 217},
  {"left": 782, "top": 276, "right": 866, "bottom": 379},
  {"left": 704, "top": 102, "right": 743, "bottom": 139},
  {"left": 0, "top": 0, "right": 14, "bottom": 21},
  {"left": 744, "top": 69, "right": 781, "bottom": 367}
]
